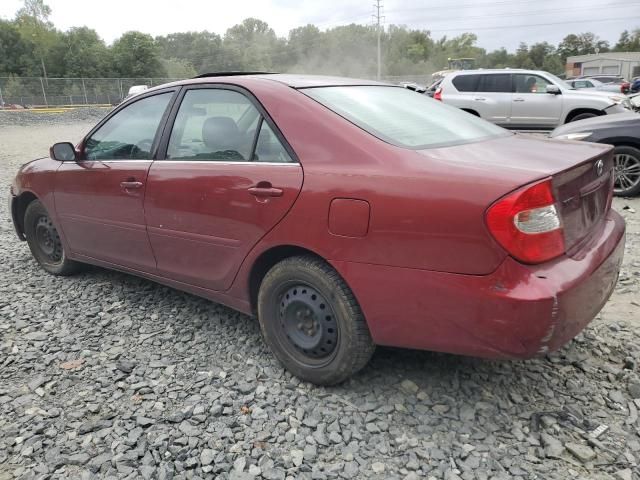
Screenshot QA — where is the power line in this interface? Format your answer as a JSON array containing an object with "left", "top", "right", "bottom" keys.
[
  {"left": 424, "top": 16, "right": 632, "bottom": 33},
  {"left": 372, "top": 0, "right": 384, "bottom": 80},
  {"left": 385, "top": 0, "right": 633, "bottom": 13},
  {"left": 402, "top": 3, "right": 640, "bottom": 24}
]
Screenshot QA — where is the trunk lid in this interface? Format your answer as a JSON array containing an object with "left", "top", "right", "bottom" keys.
[{"left": 552, "top": 149, "right": 614, "bottom": 255}]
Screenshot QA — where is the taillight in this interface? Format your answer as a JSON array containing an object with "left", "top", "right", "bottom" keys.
[
  {"left": 486, "top": 178, "right": 565, "bottom": 264},
  {"left": 434, "top": 87, "right": 442, "bottom": 101}
]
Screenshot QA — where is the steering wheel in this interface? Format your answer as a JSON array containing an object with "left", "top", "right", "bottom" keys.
[{"left": 136, "top": 138, "right": 154, "bottom": 154}]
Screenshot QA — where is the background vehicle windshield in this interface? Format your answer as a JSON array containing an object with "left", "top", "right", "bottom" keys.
[{"left": 304, "top": 86, "right": 509, "bottom": 149}]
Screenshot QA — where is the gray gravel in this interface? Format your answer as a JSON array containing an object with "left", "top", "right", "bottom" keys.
[{"left": 1, "top": 120, "right": 640, "bottom": 480}]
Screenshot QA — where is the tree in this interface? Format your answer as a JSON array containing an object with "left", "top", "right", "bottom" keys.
[
  {"left": 14, "top": 0, "right": 56, "bottom": 78},
  {"left": 615, "top": 29, "right": 640, "bottom": 52},
  {"left": 110, "top": 31, "right": 165, "bottom": 77},
  {"left": 557, "top": 32, "right": 610, "bottom": 61},
  {"left": 48, "top": 27, "right": 111, "bottom": 77},
  {"left": 0, "top": 19, "right": 40, "bottom": 76}
]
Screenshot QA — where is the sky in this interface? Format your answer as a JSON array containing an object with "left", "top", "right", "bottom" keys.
[{"left": 0, "top": 0, "right": 637, "bottom": 51}]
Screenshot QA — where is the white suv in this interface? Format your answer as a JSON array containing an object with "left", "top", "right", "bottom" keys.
[{"left": 435, "top": 69, "right": 630, "bottom": 129}]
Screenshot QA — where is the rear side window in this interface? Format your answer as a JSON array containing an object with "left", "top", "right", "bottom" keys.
[
  {"left": 167, "top": 89, "right": 259, "bottom": 161},
  {"left": 477, "top": 74, "right": 511, "bottom": 93},
  {"left": 452, "top": 75, "right": 479, "bottom": 92},
  {"left": 304, "top": 86, "right": 508, "bottom": 149}
]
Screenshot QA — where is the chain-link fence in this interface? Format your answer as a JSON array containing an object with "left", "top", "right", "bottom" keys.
[
  {"left": 0, "top": 74, "right": 436, "bottom": 108},
  {"left": 0, "top": 77, "right": 182, "bottom": 107}
]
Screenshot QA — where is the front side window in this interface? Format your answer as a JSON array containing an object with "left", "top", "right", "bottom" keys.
[
  {"left": 304, "top": 86, "right": 508, "bottom": 150},
  {"left": 84, "top": 92, "right": 172, "bottom": 160},
  {"left": 513, "top": 74, "right": 552, "bottom": 94}
]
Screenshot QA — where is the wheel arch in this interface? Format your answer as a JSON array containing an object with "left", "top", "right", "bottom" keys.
[
  {"left": 11, "top": 190, "right": 39, "bottom": 239},
  {"left": 247, "top": 244, "right": 333, "bottom": 314},
  {"left": 460, "top": 108, "right": 480, "bottom": 117},
  {"left": 597, "top": 137, "right": 640, "bottom": 150},
  {"left": 564, "top": 108, "right": 604, "bottom": 123}
]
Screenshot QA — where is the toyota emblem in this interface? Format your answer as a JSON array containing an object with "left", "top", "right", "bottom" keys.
[{"left": 595, "top": 159, "right": 604, "bottom": 177}]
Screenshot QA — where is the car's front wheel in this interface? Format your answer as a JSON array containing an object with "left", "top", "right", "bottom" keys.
[
  {"left": 24, "top": 200, "right": 81, "bottom": 275},
  {"left": 257, "top": 256, "right": 375, "bottom": 385},
  {"left": 613, "top": 145, "right": 640, "bottom": 197}
]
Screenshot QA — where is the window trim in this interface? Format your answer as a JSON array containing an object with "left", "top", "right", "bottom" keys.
[
  {"left": 156, "top": 83, "right": 300, "bottom": 164},
  {"left": 79, "top": 88, "right": 178, "bottom": 161}
]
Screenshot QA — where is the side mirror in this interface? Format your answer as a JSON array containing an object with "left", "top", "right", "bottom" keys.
[
  {"left": 50, "top": 142, "right": 77, "bottom": 162},
  {"left": 546, "top": 85, "right": 561, "bottom": 95}
]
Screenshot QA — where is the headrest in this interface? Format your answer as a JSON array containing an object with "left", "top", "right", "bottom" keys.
[{"left": 202, "top": 116, "right": 240, "bottom": 151}]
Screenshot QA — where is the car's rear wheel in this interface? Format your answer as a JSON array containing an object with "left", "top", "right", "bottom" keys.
[
  {"left": 24, "top": 200, "right": 81, "bottom": 275},
  {"left": 257, "top": 256, "right": 375, "bottom": 385},
  {"left": 613, "top": 146, "right": 640, "bottom": 197}
]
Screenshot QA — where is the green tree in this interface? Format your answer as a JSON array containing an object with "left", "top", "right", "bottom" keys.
[
  {"left": 614, "top": 29, "right": 640, "bottom": 51},
  {"left": 557, "top": 32, "right": 610, "bottom": 61},
  {"left": 110, "top": 31, "right": 165, "bottom": 77},
  {"left": 48, "top": 27, "right": 111, "bottom": 77},
  {"left": 14, "top": 0, "right": 57, "bottom": 78},
  {"left": 0, "top": 19, "right": 40, "bottom": 75}
]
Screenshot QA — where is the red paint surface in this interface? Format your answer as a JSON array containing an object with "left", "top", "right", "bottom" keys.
[{"left": 10, "top": 74, "right": 627, "bottom": 359}]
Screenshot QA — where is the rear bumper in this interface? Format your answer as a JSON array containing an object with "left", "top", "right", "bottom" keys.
[{"left": 332, "top": 210, "right": 625, "bottom": 358}]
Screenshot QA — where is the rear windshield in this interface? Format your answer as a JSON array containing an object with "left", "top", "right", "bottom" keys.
[{"left": 303, "top": 86, "right": 508, "bottom": 149}]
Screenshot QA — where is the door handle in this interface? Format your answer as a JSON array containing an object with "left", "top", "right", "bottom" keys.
[
  {"left": 248, "top": 186, "right": 284, "bottom": 197},
  {"left": 120, "top": 181, "right": 143, "bottom": 189},
  {"left": 513, "top": 98, "right": 525, "bottom": 102},
  {"left": 248, "top": 182, "right": 283, "bottom": 197},
  {"left": 474, "top": 97, "right": 486, "bottom": 101}
]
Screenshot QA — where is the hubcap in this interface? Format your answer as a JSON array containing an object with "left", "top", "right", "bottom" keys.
[
  {"left": 613, "top": 153, "right": 640, "bottom": 194},
  {"left": 279, "top": 285, "right": 338, "bottom": 359},
  {"left": 35, "top": 215, "right": 63, "bottom": 263}
]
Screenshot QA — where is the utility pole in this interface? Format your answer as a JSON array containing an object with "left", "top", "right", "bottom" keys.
[{"left": 372, "top": 0, "right": 384, "bottom": 80}]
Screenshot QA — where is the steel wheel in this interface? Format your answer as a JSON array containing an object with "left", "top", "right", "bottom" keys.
[
  {"left": 257, "top": 256, "right": 375, "bottom": 385},
  {"left": 278, "top": 284, "right": 339, "bottom": 362},
  {"left": 34, "top": 215, "right": 63, "bottom": 263},
  {"left": 614, "top": 150, "right": 640, "bottom": 196},
  {"left": 24, "top": 199, "right": 81, "bottom": 276}
]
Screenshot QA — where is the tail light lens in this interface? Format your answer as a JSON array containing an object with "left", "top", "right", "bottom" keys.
[
  {"left": 434, "top": 87, "right": 443, "bottom": 101},
  {"left": 486, "top": 178, "right": 565, "bottom": 264}
]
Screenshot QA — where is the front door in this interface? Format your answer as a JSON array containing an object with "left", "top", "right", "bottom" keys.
[
  {"left": 55, "top": 91, "right": 174, "bottom": 271},
  {"left": 144, "top": 87, "right": 303, "bottom": 291},
  {"left": 510, "top": 73, "right": 563, "bottom": 128}
]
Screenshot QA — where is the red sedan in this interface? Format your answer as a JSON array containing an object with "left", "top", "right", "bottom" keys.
[{"left": 10, "top": 74, "right": 626, "bottom": 385}]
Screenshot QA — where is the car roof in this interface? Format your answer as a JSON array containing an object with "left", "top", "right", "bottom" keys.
[
  {"left": 448, "top": 69, "right": 530, "bottom": 76},
  {"left": 166, "top": 73, "right": 388, "bottom": 89}
]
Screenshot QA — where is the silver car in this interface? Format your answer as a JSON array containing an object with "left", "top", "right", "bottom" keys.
[
  {"left": 567, "top": 78, "right": 628, "bottom": 94},
  {"left": 436, "top": 69, "right": 629, "bottom": 129}
]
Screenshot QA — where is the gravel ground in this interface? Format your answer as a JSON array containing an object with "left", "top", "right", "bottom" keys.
[{"left": 1, "top": 113, "right": 639, "bottom": 480}]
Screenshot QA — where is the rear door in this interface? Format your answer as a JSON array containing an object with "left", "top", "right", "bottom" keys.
[
  {"left": 473, "top": 73, "right": 512, "bottom": 125},
  {"left": 510, "top": 73, "right": 563, "bottom": 128},
  {"left": 55, "top": 90, "right": 175, "bottom": 270},
  {"left": 144, "top": 86, "right": 303, "bottom": 291}
]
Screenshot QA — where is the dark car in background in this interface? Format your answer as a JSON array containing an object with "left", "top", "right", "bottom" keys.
[{"left": 551, "top": 112, "right": 640, "bottom": 197}]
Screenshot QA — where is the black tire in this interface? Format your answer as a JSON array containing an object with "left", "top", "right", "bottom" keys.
[
  {"left": 24, "top": 200, "right": 81, "bottom": 276},
  {"left": 569, "top": 112, "right": 598, "bottom": 122},
  {"left": 613, "top": 145, "right": 640, "bottom": 197},
  {"left": 257, "top": 256, "right": 375, "bottom": 385}
]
